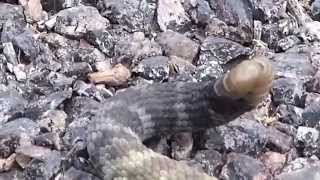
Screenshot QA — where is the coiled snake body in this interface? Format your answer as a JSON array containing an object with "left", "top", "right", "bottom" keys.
[{"left": 86, "top": 57, "right": 274, "bottom": 180}]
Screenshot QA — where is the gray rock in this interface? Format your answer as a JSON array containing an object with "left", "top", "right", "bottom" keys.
[
  {"left": 295, "top": 126, "right": 319, "bottom": 157},
  {"left": 85, "top": 28, "right": 129, "bottom": 57},
  {"left": 11, "top": 29, "right": 40, "bottom": 62},
  {"left": 192, "top": 150, "right": 223, "bottom": 177},
  {"left": 193, "top": 61, "right": 224, "bottom": 82},
  {"left": 311, "top": 0, "right": 320, "bottom": 21},
  {"left": 157, "top": 0, "right": 191, "bottom": 32},
  {"left": 259, "top": 151, "right": 286, "bottom": 176},
  {"left": 276, "top": 158, "right": 320, "bottom": 180},
  {"left": 103, "top": 0, "right": 155, "bottom": 33},
  {"left": 38, "top": 110, "right": 67, "bottom": 133},
  {"left": 0, "top": 91, "right": 27, "bottom": 125},
  {"left": 113, "top": 32, "right": 162, "bottom": 65},
  {"left": 305, "top": 93, "right": 320, "bottom": 107},
  {"left": 156, "top": 31, "right": 199, "bottom": 63},
  {"left": 73, "top": 80, "right": 113, "bottom": 101},
  {"left": 25, "top": 89, "right": 72, "bottom": 120},
  {"left": 271, "top": 77, "right": 305, "bottom": 107},
  {"left": 185, "top": 0, "right": 213, "bottom": 25},
  {"left": 205, "top": 118, "right": 268, "bottom": 155},
  {"left": 52, "top": 5, "right": 110, "bottom": 38},
  {"left": 261, "top": 18, "right": 298, "bottom": 49},
  {"left": 34, "top": 132, "right": 62, "bottom": 150},
  {"left": 57, "top": 167, "right": 99, "bottom": 180},
  {"left": 302, "top": 102, "right": 320, "bottom": 128},
  {"left": 3, "top": 42, "right": 18, "bottom": 65},
  {"left": 251, "top": 0, "right": 287, "bottom": 23},
  {"left": 0, "top": 2, "right": 25, "bottom": 27},
  {"left": 0, "top": 170, "right": 24, "bottom": 180},
  {"left": 63, "top": 97, "right": 101, "bottom": 147},
  {"left": 170, "top": 132, "right": 193, "bottom": 160},
  {"left": 75, "top": 46, "right": 107, "bottom": 66},
  {"left": 206, "top": 0, "right": 254, "bottom": 44},
  {"left": 220, "top": 153, "right": 270, "bottom": 180},
  {"left": 306, "top": 71, "right": 320, "bottom": 94},
  {"left": 277, "top": 104, "right": 303, "bottom": 127},
  {"left": 0, "top": 118, "right": 40, "bottom": 137},
  {"left": 0, "top": 134, "right": 19, "bottom": 158},
  {"left": 133, "top": 56, "right": 170, "bottom": 82},
  {"left": 266, "top": 126, "right": 293, "bottom": 153},
  {"left": 60, "top": 62, "right": 92, "bottom": 78},
  {"left": 47, "top": 72, "right": 75, "bottom": 89},
  {"left": 21, "top": 146, "right": 62, "bottom": 180},
  {"left": 197, "top": 36, "right": 252, "bottom": 66},
  {"left": 277, "top": 35, "right": 301, "bottom": 52}
]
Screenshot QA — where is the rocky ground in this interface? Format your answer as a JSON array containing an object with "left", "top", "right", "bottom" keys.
[{"left": 1, "top": 0, "right": 320, "bottom": 179}]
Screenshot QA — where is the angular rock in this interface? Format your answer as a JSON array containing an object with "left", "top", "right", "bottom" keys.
[
  {"left": 261, "top": 18, "right": 297, "bottom": 49},
  {"left": 60, "top": 62, "right": 92, "bottom": 78},
  {"left": 276, "top": 158, "right": 320, "bottom": 180},
  {"left": 0, "top": 118, "right": 40, "bottom": 137},
  {"left": 0, "top": 134, "right": 19, "bottom": 158},
  {"left": 220, "top": 153, "right": 270, "bottom": 180},
  {"left": 0, "top": 2, "right": 25, "bottom": 27},
  {"left": 73, "top": 80, "right": 113, "bottom": 101},
  {"left": 52, "top": 5, "right": 110, "bottom": 38},
  {"left": 75, "top": 46, "right": 107, "bottom": 66},
  {"left": 192, "top": 150, "right": 223, "bottom": 177},
  {"left": 25, "top": 89, "right": 72, "bottom": 120},
  {"left": 277, "top": 35, "right": 301, "bottom": 52},
  {"left": 156, "top": 31, "right": 199, "bottom": 63},
  {"left": 311, "top": 0, "right": 320, "bottom": 21},
  {"left": 170, "top": 132, "right": 193, "bottom": 160},
  {"left": 3, "top": 42, "right": 18, "bottom": 66},
  {"left": 271, "top": 77, "right": 305, "bottom": 107},
  {"left": 103, "top": 0, "right": 155, "bottom": 33},
  {"left": 206, "top": 0, "right": 254, "bottom": 44},
  {"left": 12, "top": 29, "right": 40, "bottom": 63},
  {"left": 47, "top": 72, "right": 75, "bottom": 89},
  {"left": 266, "top": 126, "right": 293, "bottom": 153},
  {"left": 197, "top": 36, "right": 252, "bottom": 66},
  {"left": 57, "top": 167, "right": 99, "bottom": 180},
  {"left": 133, "top": 56, "right": 170, "bottom": 82},
  {"left": 270, "top": 52, "right": 316, "bottom": 81},
  {"left": 251, "top": 0, "right": 287, "bottom": 23},
  {"left": 20, "top": 145, "right": 62, "bottom": 180},
  {"left": 85, "top": 28, "right": 129, "bottom": 57},
  {"left": 305, "top": 71, "right": 320, "bottom": 94},
  {"left": 0, "top": 91, "right": 27, "bottom": 124},
  {"left": 302, "top": 101, "right": 320, "bottom": 128},
  {"left": 295, "top": 126, "right": 320, "bottom": 157},
  {"left": 34, "top": 132, "right": 62, "bottom": 150},
  {"left": 157, "top": 0, "right": 191, "bottom": 32},
  {"left": 259, "top": 151, "right": 286, "bottom": 175},
  {"left": 305, "top": 93, "right": 320, "bottom": 107},
  {"left": 113, "top": 32, "right": 162, "bottom": 65},
  {"left": 205, "top": 118, "right": 268, "bottom": 155},
  {"left": 38, "top": 110, "right": 67, "bottom": 133},
  {"left": 277, "top": 104, "right": 303, "bottom": 127},
  {"left": 185, "top": 0, "right": 213, "bottom": 25},
  {"left": 0, "top": 170, "right": 24, "bottom": 180}
]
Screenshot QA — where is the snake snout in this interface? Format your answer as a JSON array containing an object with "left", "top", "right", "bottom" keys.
[{"left": 223, "top": 56, "right": 274, "bottom": 105}]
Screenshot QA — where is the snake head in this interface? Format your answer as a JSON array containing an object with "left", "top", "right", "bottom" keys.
[{"left": 222, "top": 56, "right": 274, "bottom": 106}]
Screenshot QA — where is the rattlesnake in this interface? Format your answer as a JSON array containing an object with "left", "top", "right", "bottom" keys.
[{"left": 86, "top": 57, "right": 274, "bottom": 180}]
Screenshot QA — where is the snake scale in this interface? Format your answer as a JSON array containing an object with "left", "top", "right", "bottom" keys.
[{"left": 86, "top": 57, "right": 274, "bottom": 180}]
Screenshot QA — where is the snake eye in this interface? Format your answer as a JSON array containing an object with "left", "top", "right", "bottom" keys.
[{"left": 223, "top": 56, "right": 274, "bottom": 105}]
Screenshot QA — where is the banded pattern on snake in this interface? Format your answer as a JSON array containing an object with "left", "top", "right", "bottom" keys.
[{"left": 86, "top": 57, "right": 274, "bottom": 179}]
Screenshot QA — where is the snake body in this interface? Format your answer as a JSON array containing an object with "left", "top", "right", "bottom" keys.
[{"left": 86, "top": 57, "right": 274, "bottom": 179}]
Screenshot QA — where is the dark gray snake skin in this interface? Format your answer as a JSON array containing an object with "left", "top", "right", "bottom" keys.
[{"left": 87, "top": 57, "right": 274, "bottom": 180}]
